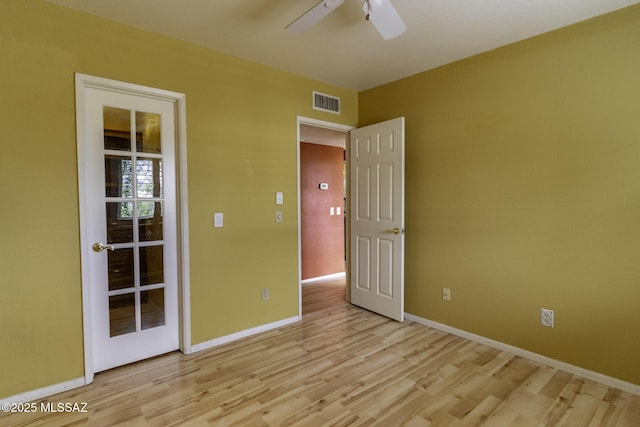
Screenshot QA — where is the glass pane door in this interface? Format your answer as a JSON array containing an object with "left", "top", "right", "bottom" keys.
[
  {"left": 79, "top": 78, "right": 180, "bottom": 374},
  {"left": 103, "top": 106, "right": 166, "bottom": 337}
]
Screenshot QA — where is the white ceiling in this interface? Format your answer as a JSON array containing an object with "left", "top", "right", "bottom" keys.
[
  {"left": 301, "top": 124, "right": 348, "bottom": 148},
  {"left": 48, "top": 0, "right": 639, "bottom": 91}
]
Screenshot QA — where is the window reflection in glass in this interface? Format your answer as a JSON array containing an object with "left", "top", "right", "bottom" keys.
[
  {"left": 105, "top": 156, "right": 133, "bottom": 198},
  {"left": 139, "top": 202, "right": 163, "bottom": 242},
  {"left": 106, "top": 202, "right": 133, "bottom": 244},
  {"left": 136, "top": 158, "right": 162, "bottom": 198}
]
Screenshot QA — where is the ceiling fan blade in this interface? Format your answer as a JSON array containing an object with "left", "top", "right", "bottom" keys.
[
  {"left": 365, "top": 0, "right": 406, "bottom": 40},
  {"left": 285, "top": 0, "right": 345, "bottom": 33}
]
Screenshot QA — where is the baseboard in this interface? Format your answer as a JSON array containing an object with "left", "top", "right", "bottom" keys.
[
  {"left": 1, "top": 377, "right": 86, "bottom": 404},
  {"left": 404, "top": 313, "right": 640, "bottom": 396},
  {"left": 190, "top": 316, "right": 300, "bottom": 353},
  {"left": 301, "top": 272, "right": 346, "bottom": 284},
  {"left": 2, "top": 317, "right": 301, "bottom": 403}
]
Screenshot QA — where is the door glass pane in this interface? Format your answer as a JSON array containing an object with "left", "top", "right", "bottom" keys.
[
  {"left": 105, "top": 156, "right": 133, "bottom": 198},
  {"left": 137, "top": 200, "right": 155, "bottom": 218},
  {"left": 136, "top": 158, "right": 162, "bottom": 198},
  {"left": 109, "top": 293, "right": 136, "bottom": 337},
  {"left": 107, "top": 248, "right": 134, "bottom": 291},
  {"left": 140, "top": 246, "right": 164, "bottom": 286},
  {"left": 141, "top": 288, "right": 165, "bottom": 330},
  {"left": 102, "top": 106, "right": 169, "bottom": 343},
  {"left": 106, "top": 202, "right": 134, "bottom": 244},
  {"left": 103, "top": 107, "right": 131, "bottom": 151},
  {"left": 139, "top": 202, "right": 163, "bottom": 242},
  {"left": 136, "top": 111, "right": 162, "bottom": 154}
]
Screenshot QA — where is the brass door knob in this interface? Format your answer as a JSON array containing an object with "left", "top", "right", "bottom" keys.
[{"left": 92, "top": 242, "right": 115, "bottom": 252}]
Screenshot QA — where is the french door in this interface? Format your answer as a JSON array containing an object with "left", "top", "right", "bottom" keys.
[
  {"left": 350, "top": 117, "right": 405, "bottom": 321},
  {"left": 76, "top": 76, "right": 180, "bottom": 374}
]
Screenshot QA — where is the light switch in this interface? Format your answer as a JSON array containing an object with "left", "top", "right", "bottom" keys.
[
  {"left": 275, "top": 210, "right": 283, "bottom": 223},
  {"left": 330, "top": 207, "right": 335, "bottom": 216},
  {"left": 336, "top": 207, "right": 341, "bottom": 216},
  {"left": 276, "top": 192, "right": 284, "bottom": 205},
  {"left": 214, "top": 212, "right": 223, "bottom": 228}
]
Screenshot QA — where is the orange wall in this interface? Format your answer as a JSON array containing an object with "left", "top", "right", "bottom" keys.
[{"left": 300, "top": 143, "right": 345, "bottom": 279}]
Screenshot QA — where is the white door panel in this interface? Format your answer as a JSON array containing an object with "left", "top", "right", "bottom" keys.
[
  {"left": 350, "top": 117, "right": 405, "bottom": 321},
  {"left": 79, "top": 84, "right": 179, "bottom": 372}
]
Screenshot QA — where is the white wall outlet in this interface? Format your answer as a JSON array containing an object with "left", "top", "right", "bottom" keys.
[
  {"left": 330, "top": 207, "right": 335, "bottom": 215},
  {"left": 276, "top": 192, "right": 283, "bottom": 205},
  {"left": 442, "top": 288, "right": 451, "bottom": 301},
  {"left": 214, "top": 212, "right": 223, "bottom": 228},
  {"left": 541, "top": 308, "right": 554, "bottom": 328},
  {"left": 262, "top": 288, "right": 269, "bottom": 301}
]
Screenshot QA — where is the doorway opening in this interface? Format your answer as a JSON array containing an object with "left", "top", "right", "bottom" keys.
[{"left": 296, "top": 117, "right": 353, "bottom": 317}]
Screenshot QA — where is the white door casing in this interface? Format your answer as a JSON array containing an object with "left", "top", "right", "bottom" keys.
[
  {"left": 350, "top": 117, "right": 405, "bottom": 321},
  {"left": 76, "top": 74, "right": 190, "bottom": 382}
]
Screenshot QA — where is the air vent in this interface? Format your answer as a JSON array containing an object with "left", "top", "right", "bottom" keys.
[{"left": 313, "top": 91, "right": 340, "bottom": 114}]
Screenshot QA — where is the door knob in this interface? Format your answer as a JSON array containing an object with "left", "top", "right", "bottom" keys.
[
  {"left": 92, "top": 242, "right": 115, "bottom": 252},
  {"left": 385, "top": 227, "right": 402, "bottom": 235}
]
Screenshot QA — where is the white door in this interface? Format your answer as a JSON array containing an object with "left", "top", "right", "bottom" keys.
[
  {"left": 350, "top": 117, "right": 405, "bottom": 321},
  {"left": 78, "top": 82, "right": 179, "bottom": 373}
]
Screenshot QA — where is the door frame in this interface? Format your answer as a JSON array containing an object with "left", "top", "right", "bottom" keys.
[
  {"left": 296, "top": 116, "right": 354, "bottom": 317},
  {"left": 75, "top": 73, "right": 191, "bottom": 384}
]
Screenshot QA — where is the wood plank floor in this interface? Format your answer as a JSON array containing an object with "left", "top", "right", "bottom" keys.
[{"left": 2, "top": 277, "right": 640, "bottom": 426}]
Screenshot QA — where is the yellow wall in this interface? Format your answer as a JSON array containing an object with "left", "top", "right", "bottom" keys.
[
  {"left": 0, "top": 0, "right": 357, "bottom": 398},
  {"left": 359, "top": 5, "right": 640, "bottom": 385},
  {"left": 3, "top": 0, "right": 639, "bottom": 400}
]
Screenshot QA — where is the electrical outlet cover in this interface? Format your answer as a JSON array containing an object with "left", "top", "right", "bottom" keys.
[
  {"left": 541, "top": 308, "right": 554, "bottom": 328},
  {"left": 214, "top": 212, "right": 223, "bottom": 227}
]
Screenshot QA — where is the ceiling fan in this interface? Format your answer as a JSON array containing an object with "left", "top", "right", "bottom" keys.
[{"left": 285, "top": 0, "right": 407, "bottom": 40}]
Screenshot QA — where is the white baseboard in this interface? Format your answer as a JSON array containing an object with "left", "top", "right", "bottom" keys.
[
  {"left": 1, "top": 377, "right": 86, "bottom": 404},
  {"left": 301, "top": 272, "right": 346, "bottom": 285},
  {"left": 404, "top": 313, "right": 640, "bottom": 396},
  {"left": 190, "top": 316, "right": 300, "bottom": 353},
  {"left": 3, "top": 317, "right": 300, "bottom": 403}
]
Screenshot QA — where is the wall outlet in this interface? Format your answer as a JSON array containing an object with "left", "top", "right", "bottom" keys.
[
  {"left": 262, "top": 288, "right": 269, "bottom": 301},
  {"left": 275, "top": 210, "right": 283, "bottom": 223},
  {"left": 541, "top": 308, "right": 554, "bottom": 328},
  {"left": 442, "top": 288, "right": 451, "bottom": 302}
]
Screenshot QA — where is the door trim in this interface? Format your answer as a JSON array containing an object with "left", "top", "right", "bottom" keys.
[
  {"left": 296, "top": 116, "right": 354, "bottom": 317},
  {"left": 75, "top": 73, "right": 191, "bottom": 384}
]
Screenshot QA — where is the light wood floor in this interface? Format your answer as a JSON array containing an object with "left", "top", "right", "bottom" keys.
[{"left": 2, "top": 278, "right": 640, "bottom": 426}]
